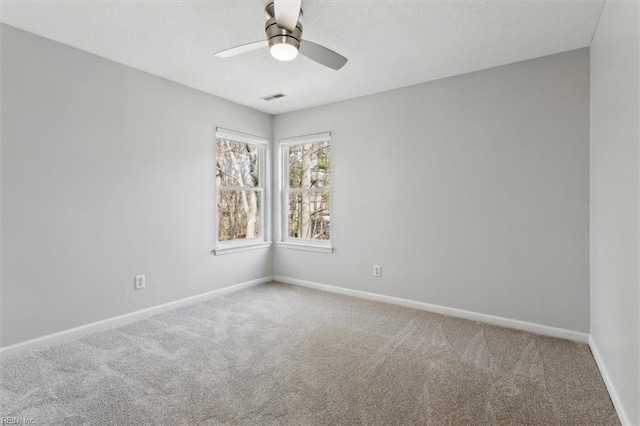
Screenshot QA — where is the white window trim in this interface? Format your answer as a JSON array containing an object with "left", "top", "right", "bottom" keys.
[
  {"left": 214, "top": 241, "right": 272, "bottom": 256},
  {"left": 279, "top": 132, "right": 334, "bottom": 253},
  {"left": 276, "top": 241, "right": 333, "bottom": 253},
  {"left": 214, "top": 127, "right": 271, "bottom": 255},
  {"left": 216, "top": 127, "right": 268, "bottom": 146}
]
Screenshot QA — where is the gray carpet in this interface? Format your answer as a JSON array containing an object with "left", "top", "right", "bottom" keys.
[{"left": 1, "top": 282, "right": 619, "bottom": 425}]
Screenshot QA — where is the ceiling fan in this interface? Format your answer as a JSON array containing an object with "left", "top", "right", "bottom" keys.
[{"left": 214, "top": 1, "right": 348, "bottom": 71}]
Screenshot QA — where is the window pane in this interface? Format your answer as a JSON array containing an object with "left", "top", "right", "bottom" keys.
[
  {"left": 288, "top": 141, "right": 330, "bottom": 189},
  {"left": 288, "top": 191, "right": 330, "bottom": 240},
  {"left": 216, "top": 139, "right": 259, "bottom": 188},
  {"left": 217, "top": 190, "right": 261, "bottom": 241}
]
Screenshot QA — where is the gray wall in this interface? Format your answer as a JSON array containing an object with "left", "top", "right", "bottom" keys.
[
  {"left": 590, "top": 1, "right": 640, "bottom": 424},
  {"left": 1, "top": 25, "right": 272, "bottom": 347},
  {"left": 273, "top": 49, "right": 590, "bottom": 333},
  {"left": 2, "top": 24, "right": 594, "bottom": 349}
]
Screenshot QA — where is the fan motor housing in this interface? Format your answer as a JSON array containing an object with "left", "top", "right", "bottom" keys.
[{"left": 264, "top": 3, "right": 303, "bottom": 51}]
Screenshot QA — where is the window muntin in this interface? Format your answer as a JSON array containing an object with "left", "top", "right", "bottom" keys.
[
  {"left": 281, "top": 134, "right": 331, "bottom": 245},
  {"left": 215, "top": 129, "right": 267, "bottom": 248}
]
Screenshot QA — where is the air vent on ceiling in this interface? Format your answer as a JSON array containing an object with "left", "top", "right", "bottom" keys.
[{"left": 262, "top": 93, "right": 286, "bottom": 101}]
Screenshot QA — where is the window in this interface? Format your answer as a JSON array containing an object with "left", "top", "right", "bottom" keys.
[
  {"left": 214, "top": 128, "right": 269, "bottom": 255},
  {"left": 280, "top": 132, "right": 332, "bottom": 253}
]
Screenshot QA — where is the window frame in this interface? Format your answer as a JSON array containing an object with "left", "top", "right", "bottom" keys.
[
  {"left": 214, "top": 127, "right": 271, "bottom": 255},
  {"left": 278, "top": 132, "right": 333, "bottom": 253}
]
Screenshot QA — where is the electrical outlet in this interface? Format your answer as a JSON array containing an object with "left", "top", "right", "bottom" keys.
[
  {"left": 135, "top": 275, "right": 146, "bottom": 290},
  {"left": 373, "top": 265, "right": 381, "bottom": 277}
]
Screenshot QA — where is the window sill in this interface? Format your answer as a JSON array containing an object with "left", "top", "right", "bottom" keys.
[
  {"left": 213, "top": 241, "right": 272, "bottom": 256},
  {"left": 276, "top": 242, "right": 334, "bottom": 254}
]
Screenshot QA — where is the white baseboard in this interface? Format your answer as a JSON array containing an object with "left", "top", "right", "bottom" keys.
[
  {"left": 273, "top": 275, "right": 589, "bottom": 343},
  {"left": 589, "top": 336, "right": 632, "bottom": 426},
  {"left": 0, "top": 276, "right": 273, "bottom": 359},
  {"left": 0, "top": 274, "right": 590, "bottom": 353}
]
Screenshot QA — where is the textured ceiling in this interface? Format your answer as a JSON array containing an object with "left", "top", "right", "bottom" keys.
[{"left": 1, "top": 0, "right": 604, "bottom": 115}]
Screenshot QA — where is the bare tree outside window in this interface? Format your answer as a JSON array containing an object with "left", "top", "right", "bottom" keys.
[
  {"left": 216, "top": 138, "right": 262, "bottom": 242},
  {"left": 285, "top": 140, "right": 331, "bottom": 241}
]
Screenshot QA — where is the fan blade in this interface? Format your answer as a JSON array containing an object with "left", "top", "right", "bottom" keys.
[
  {"left": 214, "top": 40, "right": 268, "bottom": 58},
  {"left": 274, "top": 0, "right": 301, "bottom": 32},
  {"left": 299, "top": 40, "right": 348, "bottom": 70}
]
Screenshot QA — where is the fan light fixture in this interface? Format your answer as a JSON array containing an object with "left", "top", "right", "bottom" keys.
[
  {"left": 265, "top": 8, "right": 302, "bottom": 62},
  {"left": 270, "top": 42, "right": 298, "bottom": 61}
]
